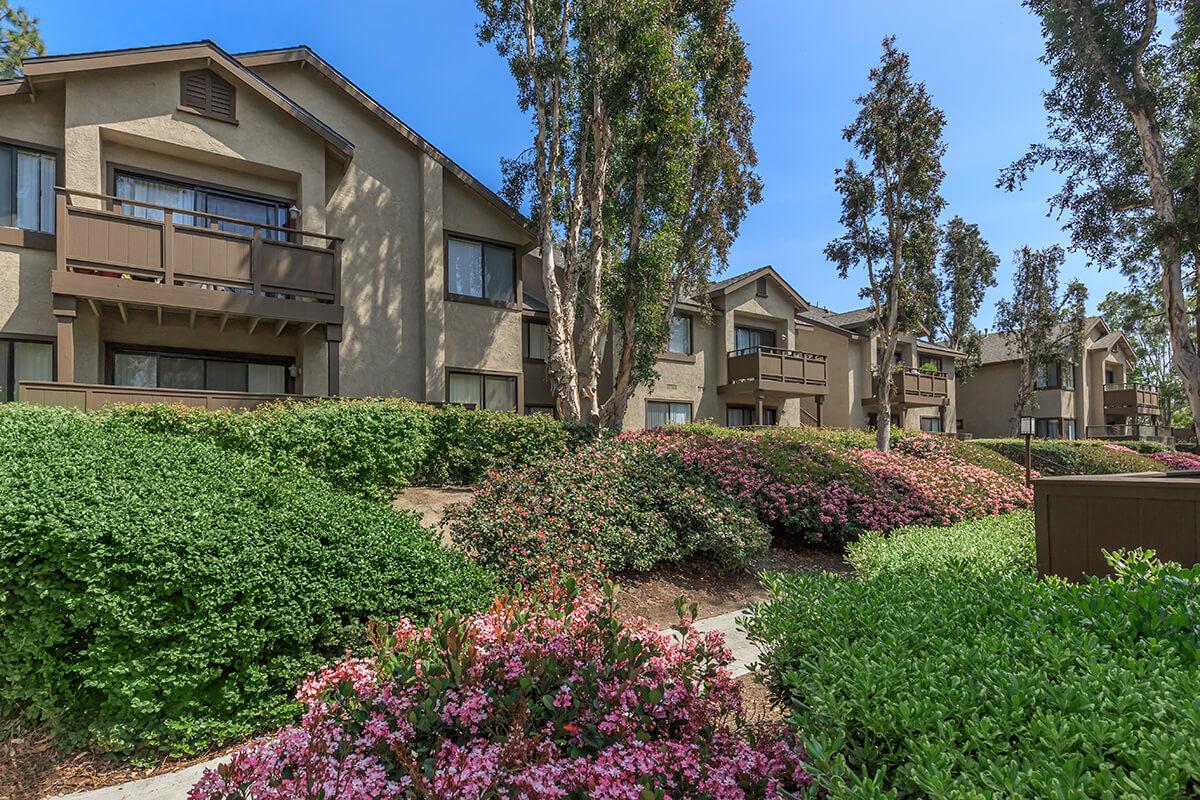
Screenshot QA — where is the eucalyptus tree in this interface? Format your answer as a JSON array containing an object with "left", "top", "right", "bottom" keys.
[
  {"left": 1002, "top": 0, "right": 1200, "bottom": 436},
  {"left": 0, "top": 1, "right": 44, "bottom": 78},
  {"left": 939, "top": 217, "right": 1000, "bottom": 357},
  {"left": 1098, "top": 283, "right": 1181, "bottom": 420},
  {"left": 478, "top": 0, "right": 759, "bottom": 427},
  {"left": 994, "top": 245, "right": 1089, "bottom": 432},
  {"left": 825, "top": 37, "right": 947, "bottom": 451}
]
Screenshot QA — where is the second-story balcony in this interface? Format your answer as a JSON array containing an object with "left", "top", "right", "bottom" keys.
[
  {"left": 720, "top": 345, "right": 828, "bottom": 396},
  {"left": 51, "top": 187, "right": 344, "bottom": 329},
  {"left": 867, "top": 367, "right": 950, "bottom": 407},
  {"left": 1103, "top": 382, "right": 1160, "bottom": 418}
]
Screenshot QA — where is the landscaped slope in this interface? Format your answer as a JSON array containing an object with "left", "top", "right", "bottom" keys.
[
  {"left": 974, "top": 437, "right": 1161, "bottom": 475},
  {"left": 0, "top": 405, "right": 493, "bottom": 756}
]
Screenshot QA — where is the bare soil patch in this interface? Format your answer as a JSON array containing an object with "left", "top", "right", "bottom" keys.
[
  {"left": 392, "top": 486, "right": 473, "bottom": 543},
  {"left": 0, "top": 723, "right": 237, "bottom": 800},
  {"left": 615, "top": 543, "right": 852, "bottom": 627}
]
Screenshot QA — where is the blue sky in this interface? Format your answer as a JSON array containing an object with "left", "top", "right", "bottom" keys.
[{"left": 28, "top": 0, "right": 1125, "bottom": 327}]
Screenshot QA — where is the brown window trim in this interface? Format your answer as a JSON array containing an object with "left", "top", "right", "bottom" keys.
[
  {"left": 1, "top": 136, "right": 65, "bottom": 237},
  {"left": 1, "top": 334, "right": 56, "bottom": 402},
  {"left": 106, "top": 163, "right": 296, "bottom": 208},
  {"left": 104, "top": 342, "right": 295, "bottom": 393},
  {"left": 726, "top": 404, "right": 777, "bottom": 427},
  {"left": 445, "top": 367, "right": 524, "bottom": 413},
  {"left": 0, "top": 227, "right": 54, "bottom": 250},
  {"left": 443, "top": 230, "right": 523, "bottom": 310},
  {"left": 523, "top": 320, "right": 549, "bottom": 363},
  {"left": 180, "top": 68, "right": 237, "bottom": 124}
]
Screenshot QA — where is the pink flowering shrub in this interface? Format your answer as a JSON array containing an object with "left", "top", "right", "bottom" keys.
[
  {"left": 647, "top": 429, "right": 1032, "bottom": 546},
  {"left": 1139, "top": 449, "right": 1200, "bottom": 471},
  {"left": 189, "top": 585, "right": 812, "bottom": 800},
  {"left": 444, "top": 435, "right": 770, "bottom": 586}
]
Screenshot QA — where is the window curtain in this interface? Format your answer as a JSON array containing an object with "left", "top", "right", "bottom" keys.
[
  {"left": 483, "top": 244, "right": 515, "bottom": 302},
  {"left": 203, "top": 192, "right": 283, "bottom": 240},
  {"left": 646, "top": 403, "right": 670, "bottom": 428},
  {"left": 15, "top": 151, "right": 55, "bottom": 232},
  {"left": 114, "top": 174, "right": 196, "bottom": 226},
  {"left": 114, "top": 352, "right": 158, "bottom": 388},
  {"left": 735, "top": 327, "right": 775, "bottom": 351},
  {"left": 248, "top": 363, "right": 286, "bottom": 394},
  {"left": 526, "top": 323, "right": 549, "bottom": 360},
  {"left": 669, "top": 315, "right": 691, "bottom": 354},
  {"left": 484, "top": 375, "right": 516, "bottom": 412},
  {"left": 448, "top": 239, "right": 483, "bottom": 297},
  {"left": 448, "top": 372, "right": 482, "bottom": 407}
]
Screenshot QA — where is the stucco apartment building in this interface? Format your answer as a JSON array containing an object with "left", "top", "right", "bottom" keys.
[
  {"left": 956, "top": 317, "right": 1163, "bottom": 440},
  {"left": 0, "top": 39, "right": 958, "bottom": 433},
  {"left": 618, "top": 266, "right": 962, "bottom": 432},
  {"left": 1, "top": 40, "right": 547, "bottom": 411}
]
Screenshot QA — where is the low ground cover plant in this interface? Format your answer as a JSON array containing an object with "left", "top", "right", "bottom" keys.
[
  {"left": 0, "top": 405, "right": 493, "bottom": 756},
  {"left": 975, "top": 437, "right": 1160, "bottom": 475},
  {"left": 191, "top": 585, "right": 813, "bottom": 800},
  {"left": 847, "top": 509, "right": 1035, "bottom": 578},
  {"left": 444, "top": 434, "right": 770, "bottom": 586},
  {"left": 105, "top": 398, "right": 575, "bottom": 496},
  {"left": 747, "top": 513, "right": 1200, "bottom": 798}
]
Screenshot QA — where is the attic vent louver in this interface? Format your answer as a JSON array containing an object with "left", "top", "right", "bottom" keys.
[{"left": 180, "top": 69, "right": 237, "bottom": 123}]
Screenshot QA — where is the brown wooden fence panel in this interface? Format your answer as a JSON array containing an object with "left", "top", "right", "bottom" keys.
[{"left": 1035, "top": 473, "right": 1200, "bottom": 580}]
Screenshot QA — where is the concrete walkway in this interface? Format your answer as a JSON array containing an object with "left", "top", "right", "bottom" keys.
[
  {"left": 49, "top": 610, "right": 760, "bottom": 800},
  {"left": 663, "top": 607, "right": 760, "bottom": 678}
]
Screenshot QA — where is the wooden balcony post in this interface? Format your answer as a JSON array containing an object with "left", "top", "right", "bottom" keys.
[
  {"left": 331, "top": 239, "right": 343, "bottom": 303},
  {"left": 755, "top": 390, "right": 765, "bottom": 425},
  {"left": 55, "top": 191, "right": 67, "bottom": 272},
  {"left": 251, "top": 228, "right": 263, "bottom": 297},
  {"left": 162, "top": 210, "right": 175, "bottom": 287},
  {"left": 52, "top": 295, "right": 76, "bottom": 383},
  {"left": 816, "top": 395, "right": 824, "bottom": 428},
  {"left": 326, "top": 323, "right": 342, "bottom": 396}
]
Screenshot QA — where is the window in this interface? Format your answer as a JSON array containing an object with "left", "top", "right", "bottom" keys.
[
  {"left": 1105, "top": 367, "right": 1116, "bottom": 385},
  {"left": 180, "top": 69, "right": 237, "bottom": 123},
  {"left": 646, "top": 401, "right": 691, "bottom": 428},
  {"left": 114, "top": 172, "right": 289, "bottom": 239},
  {"left": 734, "top": 325, "right": 776, "bottom": 352},
  {"left": 0, "top": 144, "right": 56, "bottom": 233},
  {"left": 727, "top": 405, "right": 776, "bottom": 427},
  {"left": 920, "top": 416, "right": 943, "bottom": 433},
  {"left": 920, "top": 356, "right": 944, "bottom": 372},
  {"left": 755, "top": 277, "right": 768, "bottom": 297},
  {"left": 524, "top": 321, "right": 549, "bottom": 361},
  {"left": 447, "top": 237, "right": 516, "bottom": 303},
  {"left": 525, "top": 405, "right": 556, "bottom": 416},
  {"left": 1035, "top": 361, "right": 1073, "bottom": 390},
  {"left": 447, "top": 371, "right": 517, "bottom": 412},
  {"left": 0, "top": 338, "right": 54, "bottom": 401},
  {"left": 668, "top": 314, "right": 692, "bottom": 355},
  {"left": 1064, "top": 419, "right": 1076, "bottom": 440},
  {"left": 110, "top": 347, "right": 291, "bottom": 394},
  {"left": 1035, "top": 418, "right": 1063, "bottom": 439}
]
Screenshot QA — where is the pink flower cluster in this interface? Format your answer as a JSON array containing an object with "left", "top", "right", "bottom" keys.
[
  {"left": 632, "top": 429, "right": 1032, "bottom": 545},
  {"left": 189, "top": 589, "right": 811, "bottom": 800},
  {"left": 1105, "top": 443, "right": 1200, "bottom": 471}
]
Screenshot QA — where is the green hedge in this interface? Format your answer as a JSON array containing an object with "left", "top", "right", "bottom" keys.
[
  {"left": 0, "top": 405, "right": 494, "bottom": 755},
  {"left": 975, "top": 437, "right": 1160, "bottom": 476},
  {"left": 104, "top": 398, "right": 581, "bottom": 495},
  {"left": 847, "top": 510, "right": 1035, "bottom": 579},
  {"left": 748, "top": 547, "right": 1200, "bottom": 797}
]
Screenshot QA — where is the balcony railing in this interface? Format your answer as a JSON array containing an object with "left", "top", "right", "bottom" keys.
[
  {"left": 868, "top": 367, "right": 949, "bottom": 406},
  {"left": 724, "top": 345, "right": 828, "bottom": 395},
  {"left": 52, "top": 187, "right": 343, "bottom": 325},
  {"left": 1103, "top": 382, "right": 1159, "bottom": 417},
  {"left": 18, "top": 381, "right": 310, "bottom": 412},
  {"left": 1086, "top": 423, "right": 1170, "bottom": 441}
]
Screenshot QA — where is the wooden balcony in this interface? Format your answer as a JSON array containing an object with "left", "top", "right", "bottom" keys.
[
  {"left": 1103, "top": 382, "right": 1159, "bottom": 418},
  {"left": 51, "top": 188, "right": 344, "bottom": 328},
  {"left": 1085, "top": 423, "right": 1170, "bottom": 442},
  {"left": 720, "top": 346, "right": 828, "bottom": 396},
  {"left": 867, "top": 367, "right": 950, "bottom": 407},
  {"left": 18, "top": 381, "right": 311, "bottom": 412}
]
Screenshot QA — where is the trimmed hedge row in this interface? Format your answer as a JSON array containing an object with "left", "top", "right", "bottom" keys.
[
  {"left": 748, "top": 517, "right": 1200, "bottom": 797},
  {"left": 0, "top": 405, "right": 494, "bottom": 755},
  {"left": 103, "top": 398, "right": 580, "bottom": 495},
  {"left": 975, "top": 437, "right": 1161, "bottom": 475},
  {"left": 847, "top": 509, "right": 1035, "bottom": 579}
]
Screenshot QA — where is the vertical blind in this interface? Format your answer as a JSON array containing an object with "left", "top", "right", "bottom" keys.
[{"left": 0, "top": 145, "right": 56, "bottom": 233}]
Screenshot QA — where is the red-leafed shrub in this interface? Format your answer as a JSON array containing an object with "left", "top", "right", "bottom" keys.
[{"left": 190, "top": 586, "right": 812, "bottom": 800}]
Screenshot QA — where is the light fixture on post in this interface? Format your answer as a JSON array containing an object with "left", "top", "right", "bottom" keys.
[{"left": 1019, "top": 416, "right": 1036, "bottom": 487}]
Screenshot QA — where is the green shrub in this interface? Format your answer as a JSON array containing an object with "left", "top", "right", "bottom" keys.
[
  {"left": 1116, "top": 438, "right": 1172, "bottom": 454},
  {"left": 747, "top": 552, "right": 1200, "bottom": 798},
  {"left": 416, "top": 402, "right": 570, "bottom": 485},
  {"left": 847, "top": 510, "right": 1035, "bottom": 579},
  {"left": 444, "top": 434, "right": 770, "bottom": 586},
  {"left": 975, "top": 437, "right": 1160, "bottom": 475},
  {"left": 0, "top": 405, "right": 494, "bottom": 756},
  {"left": 106, "top": 398, "right": 578, "bottom": 495}
]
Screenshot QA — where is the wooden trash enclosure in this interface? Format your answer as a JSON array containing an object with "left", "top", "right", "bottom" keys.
[{"left": 1034, "top": 472, "right": 1200, "bottom": 580}]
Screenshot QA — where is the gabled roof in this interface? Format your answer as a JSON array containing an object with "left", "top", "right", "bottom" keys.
[
  {"left": 237, "top": 46, "right": 534, "bottom": 240},
  {"left": 15, "top": 41, "right": 354, "bottom": 160},
  {"left": 701, "top": 265, "right": 813, "bottom": 311},
  {"left": 977, "top": 316, "right": 1110, "bottom": 365}
]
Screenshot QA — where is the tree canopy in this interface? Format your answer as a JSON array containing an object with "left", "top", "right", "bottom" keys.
[{"left": 0, "top": 0, "right": 44, "bottom": 78}]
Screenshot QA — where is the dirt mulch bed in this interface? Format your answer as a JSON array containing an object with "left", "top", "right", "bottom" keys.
[
  {"left": 615, "top": 543, "right": 852, "bottom": 628},
  {"left": 0, "top": 724, "right": 239, "bottom": 800},
  {"left": 392, "top": 486, "right": 473, "bottom": 544}
]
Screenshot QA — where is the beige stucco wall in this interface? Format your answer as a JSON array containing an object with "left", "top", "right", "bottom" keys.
[
  {"left": 795, "top": 324, "right": 852, "bottom": 428},
  {"left": 251, "top": 62, "right": 532, "bottom": 402},
  {"left": 957, "top": 361, "right": 1020, "bottom": 438},
  {"left": 1, "top": 88, "right": 66, "bottom": 341}
]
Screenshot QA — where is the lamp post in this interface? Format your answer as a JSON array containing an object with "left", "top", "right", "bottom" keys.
[{"left": 1019, "top": 416, "right": 1035, "bottom": 488}]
